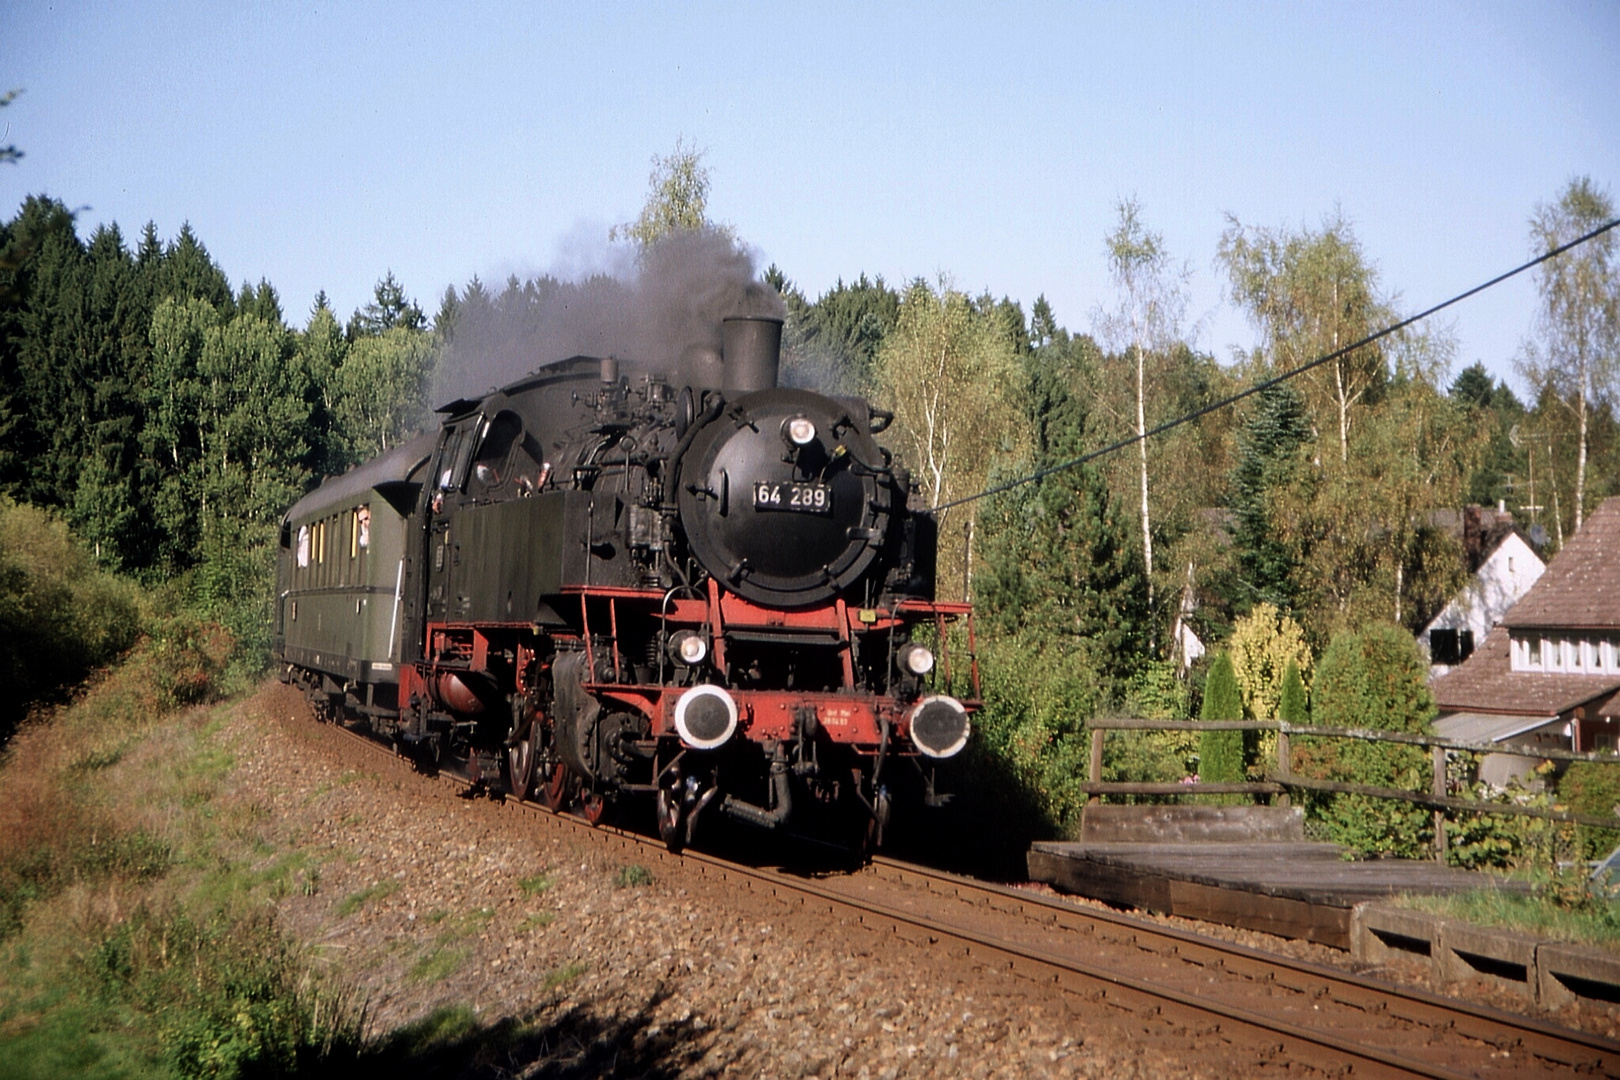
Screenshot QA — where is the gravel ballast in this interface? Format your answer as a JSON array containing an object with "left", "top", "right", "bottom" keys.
[{"left": 222, "top": 682, "right": 1619, "bottom": 1076}]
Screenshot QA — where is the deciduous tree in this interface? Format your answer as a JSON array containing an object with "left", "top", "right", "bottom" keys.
[
  {"left": 1228, "top": 603, "right": 1312, "bottom": 721},
  {"left": 873, "top": 279, "right": 1025, "bottom": 600},
  {"left": 612, "top": 137, "right": 724, "bottom": 249},
  {"left": 1517, "top": 177, "right": 1619, "bottom": 533},
  {"left": 1219, "top": 212, "right": 1390, "bottom": 464},
  {"left": 330, "top": 326, "right": 435, "bottom": 462},
  {"left": 1093, "top": 198, "right": 1194, "bottom": 626}
]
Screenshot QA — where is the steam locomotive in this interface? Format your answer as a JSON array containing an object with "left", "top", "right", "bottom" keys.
[{"left": 274, "top": 316, "right": 977, "bottom": 853}]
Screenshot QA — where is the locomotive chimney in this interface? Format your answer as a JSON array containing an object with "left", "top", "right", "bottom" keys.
[
  {"left": 722, "top": 316, "right": 784, "bottom": 393},
  {"left": 599, "top": 356, "right": 620, "bottom": 384}
]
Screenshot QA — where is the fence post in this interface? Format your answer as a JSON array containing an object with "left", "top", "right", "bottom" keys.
[
  {"left": 1089, "top": 729, "right": 1104, "bottom": 806},
  {"left": 1432, "top": 744, "right": 1447, "bottom": 863},
  {"left": 1275, "top": 728, "right": 1291, "bottom": 808}
]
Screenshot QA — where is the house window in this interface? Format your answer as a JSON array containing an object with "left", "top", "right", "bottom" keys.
[
  {"left": 1508, "top": 556, "right": 1516, "bottom": 573},
  {"left": 1431, "top": 628, "right": 1475, "bottom": 666},
  {"left": 1528, "top": 637, "right": 1542, "bottom": 668},
  {"left": 1589, "top": 721, "right": 1620, "bottom": 754}
]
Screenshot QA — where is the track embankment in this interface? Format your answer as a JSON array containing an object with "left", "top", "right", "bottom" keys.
[
  {"left": 234, "top": 679, "right": 1620, "bottom": 1077},
  {"left": 237, "top": 680, "right": 1209, "bottom": 1076}
]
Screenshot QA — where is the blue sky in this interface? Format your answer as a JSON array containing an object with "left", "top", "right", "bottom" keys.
[{"left": 3, "top": 1, "right": 1617, "bottom": 392}]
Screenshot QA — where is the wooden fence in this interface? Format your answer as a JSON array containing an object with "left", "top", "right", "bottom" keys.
[{"left": 1085, "top": 718, "right": 1620, "bottom": 861}]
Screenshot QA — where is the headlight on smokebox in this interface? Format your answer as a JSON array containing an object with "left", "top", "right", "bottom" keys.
[
  {"left": 673, "top": 684, "right": 738, "bottom": 750},
  {"left": 906, "top": 695, "right": 969, "bottom": 759},
  {"left": 784, "top": 416, "right": 817, "bottom": 446},
  {"left": 669, "top": 629, "right": 708, "bottom": 665},
  {"left": 900, "top": 643, "right": 934, "bottom": 676}
]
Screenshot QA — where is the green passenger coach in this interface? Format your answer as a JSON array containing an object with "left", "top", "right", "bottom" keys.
[{"left": 275, "top": 432, "right": 434, "bottom": 696}]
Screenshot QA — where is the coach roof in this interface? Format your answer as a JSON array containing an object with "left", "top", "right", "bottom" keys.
[{"left": 284, "top": 430, "right": 435, "bottom": 524}]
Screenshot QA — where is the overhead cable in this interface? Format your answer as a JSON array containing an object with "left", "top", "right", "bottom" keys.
[{"left": 928, "top": 216, "right": 1620, "bottom": 515}]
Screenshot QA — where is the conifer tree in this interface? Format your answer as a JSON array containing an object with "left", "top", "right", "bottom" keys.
[
  {"left": 1229, "top": 383, "right": 1312, "bottom": 612},
  {"left": 1199, "top": 652, "right": 1244, "bottom": 784},
  {"left": 1278, "top": 660, "right": 1308, "bottom": 724}
]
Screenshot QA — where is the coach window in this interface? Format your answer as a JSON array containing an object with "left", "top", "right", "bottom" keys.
[
  {"left": 317, "top": 518, "right": 329, "bottom": 587},
  {"left": 296, "top": 524, "right": 310, "bottom": 570},
  {"left": 357, "top": 505, "right": 371, "bottom": 551}
]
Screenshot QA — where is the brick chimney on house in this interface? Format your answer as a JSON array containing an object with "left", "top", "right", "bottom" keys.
[{"left": 1464, "top": 504, "right": 1484, "bottom": 572}]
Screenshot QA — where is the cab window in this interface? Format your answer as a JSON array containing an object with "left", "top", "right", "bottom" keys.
[
  {"left": 471, "top": 411, "right": 524, "bottom": 493},
  {"left": 438, "top": 419, "right": 482, "bottom": 494}
]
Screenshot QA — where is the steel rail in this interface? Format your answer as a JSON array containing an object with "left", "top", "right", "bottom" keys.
[
  {"left": 307, "top": 714, "right": 1620, "bottom": 1078},
  {"left": 866, "top": 856, "right": 1620, "bottom": 1079}
]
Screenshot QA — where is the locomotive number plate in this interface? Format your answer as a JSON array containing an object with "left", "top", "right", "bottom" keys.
[{"left": 753, "top": 481, "right": 832, "bottom": 515}]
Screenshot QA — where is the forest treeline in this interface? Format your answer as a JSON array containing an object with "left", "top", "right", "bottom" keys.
[{"left": 2, "top": 165, "right": 1618, "bottom": 835}]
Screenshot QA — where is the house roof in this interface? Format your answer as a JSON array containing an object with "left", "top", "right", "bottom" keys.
[
  {"left": 1432, "top": 626, "right": 1620, "bottom": 717},
  {"left": 1433, "top": 711, "right": 1566, "bottom": 745},
  {"left": 1478, "top": 527, "right": 1542, "bottom": 569},
  {"left": 1504, "top": 496, "right": 1620, "bottom": 630},
  {"left": 1429, "top": 504, "right": 1542, "bottom": 573}
]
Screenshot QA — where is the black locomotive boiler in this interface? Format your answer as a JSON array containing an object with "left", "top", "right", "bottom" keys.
[{"left": 274, "top": 316, "right": 978, "bottom": 853}]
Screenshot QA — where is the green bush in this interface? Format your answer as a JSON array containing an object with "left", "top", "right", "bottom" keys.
[
  {"left": 189, "top": 526, "right": 277, "bottom": 679},
  {"left": 1300, "top": 624, "right": 1435, "bottom": 857},
  {"left": 969, "top": 631, "right": 1106, "bottom": 837},
  {"left": 81, "top": 904, "right": 364, "bottom": 1079},
  {"left": 142, "top": 612, "right": 236, "bottom": 711},
  {"left": 0, "top": 499, "right": 143, "bottom": 734},
  {"left": 1560, "top": 762, "right": 1620, "bottom": 862},
  {"left": 613, "top": 864, "right": 653, "bottom": 888}
]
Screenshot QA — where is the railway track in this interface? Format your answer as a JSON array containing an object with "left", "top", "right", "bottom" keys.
[{"left": 316, "top": 715, "right": 1620, "bottom": 1078}]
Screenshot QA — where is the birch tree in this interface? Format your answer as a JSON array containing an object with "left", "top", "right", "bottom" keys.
[
  {"left": 612, "top": 137, "right": 724, "bottom": 248},
  {"left": 873, "top": 279, "right": 1023, "bottom": 600},
  {"left": 1219, "top": 212, "right": 1389, "bottom": 464},
  {"left": 1093, "top": 198, "right": 1192, "bottom": 624},
  {"left": 1517, "top": 177, "right": 1619, "bottom": 533}
]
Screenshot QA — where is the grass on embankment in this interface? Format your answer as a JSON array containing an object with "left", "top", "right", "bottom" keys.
[
  {"left": 0, "top": 617, "right": 368, "bottom": 1080},
  {"left": 1398, "top": 886, "right": 1620, "bottom": 954}
]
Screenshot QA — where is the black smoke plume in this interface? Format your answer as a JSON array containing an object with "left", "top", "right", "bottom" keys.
[{"left": 434, "top": 228, "right": 784, "bottom": 401}]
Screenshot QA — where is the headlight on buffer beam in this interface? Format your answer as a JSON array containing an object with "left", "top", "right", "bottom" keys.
[
  {"left": 673, "top": 684, "right": 738, "bottom": 750},
  {"left": 907, "top": 695, "right": 969, "bottom": 759}
]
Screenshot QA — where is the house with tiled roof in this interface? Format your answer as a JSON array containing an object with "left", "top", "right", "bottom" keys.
[{"left": 1430, "top": 496, "right": 1620, "bottom": 785}]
